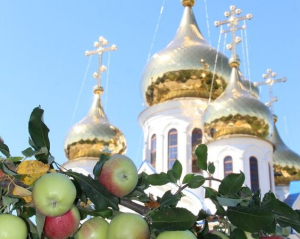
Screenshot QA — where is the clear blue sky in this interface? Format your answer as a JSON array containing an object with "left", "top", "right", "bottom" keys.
[{"left": 0, "top": 0, "right": 299, "bottom": 167}]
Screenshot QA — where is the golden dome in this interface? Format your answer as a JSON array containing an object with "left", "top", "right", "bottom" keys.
[
  {"left": 141, "top": 4, "right": 232, "bottom": 106},
  {"left": 272, "top": 116, "right": 300, "bottom": 169},
  {"left": 203, "top": 66, "right": 273, "bottom": 140},
  {"left": 64, "top": 86, "right": 127, "bottom": 161}
]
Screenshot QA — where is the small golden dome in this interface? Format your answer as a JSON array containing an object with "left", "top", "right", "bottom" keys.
[
  {"left": 272, "top": 119, "right": 300, "bottom": 169},
  {"left": 64, "top": 86, "right": 127, "bottom": 161},
  {"left": 203, "top": 67, "right": 273, "bottom": 140}
]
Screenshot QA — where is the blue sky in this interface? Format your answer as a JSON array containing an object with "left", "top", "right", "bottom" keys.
[{"left": 0, "top": 0, "right": 299, "bottom": 167}]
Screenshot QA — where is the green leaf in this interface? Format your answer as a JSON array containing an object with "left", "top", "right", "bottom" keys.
[
  {"left": 26, "top": 218, "right": 39, "bottom": 239},
  {"left": 2, "top": 196, "right": 19, "bottom": 208},
  {"left": 93, "top": 153, "right": 110, "bottom": 179},
  {"left": 195, "top": 144, "right": 208, "bottom": 171},
  {"left": 227, "top": 206, "right": 275, "bottom": 233},
  {"left": 22, "top": 147, "right": 35, "bottom": 157},
  {"left": 172, "top": 160, "right": 182, "bottom": 180},
  {"left": 187, "top": 175, "right": 205, "bottom": 189},
  {"left": 36, "top": 210, "right": 46, "bottom": 239},
  {"left": 218, "top": 172, "right": 245, "bottom": 196},
  {"left": 231, "top": 228, "right": 248, "bottom": 239},
  {"left": 0, "top": 140, "right": 10, "bottom": 158},
  {"left": 147, "top": 172, "right": 171, "bottom": 186},
  {"left": 150, "top": 208, "right": 197, "bottom": 231},
  {"left": 261, "top": 220, "right": 276, "bottom": 234},
  {"left": 2, "top": 163, "right": 17, "bottom": 175},
  {"left": 6, "top": 156, "right": 23, "bottom": 162},
  {"left": 159, "top": 190, "right": 182, "bottom": 208},
  {"left": 167, "top": 170, "right": 177, "bottom": 183},
  {"left": 28, "top": 107, "right": 50, "bottom": 162},
  {"left": 66, "top": 171, "right": 119, "bottom": 210},
  {"left": 217, "top": 196, "right": 243, "bottom": 207},
  {"left": 208, "top": 162, "right": 215, "bottom": 174},
  {"left": 198, "top": 209, "right": 209, "bottom": 221},
  {"left": 78, "top": 207, "right": 113, "bottom": 219},
  {"left": 182, "top": 174, "right": 194, "bottom": 184}
]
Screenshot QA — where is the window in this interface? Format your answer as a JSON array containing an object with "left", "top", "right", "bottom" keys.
[
  {"left": 250, "top": 156, "right": 259, "bottom": 193},
  {"left": 224, "top": 156, "right": 233, "bottom": 177},
  {"left": 150, "top": 134, "right": 156, "bottom": 168},
  {"left": 192, "top": 128, "right": 202, "bottom": 173},
  {"left": 168, "top": 129, "right": 178, "bottom": 169}
]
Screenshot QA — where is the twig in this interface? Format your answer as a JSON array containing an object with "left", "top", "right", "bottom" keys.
[{"left": 119, "top": 198, "right": 149, "bottom": 215}]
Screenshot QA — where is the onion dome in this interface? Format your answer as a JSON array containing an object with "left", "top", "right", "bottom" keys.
[
  {"left": 141, "top": 1, "right": 233, "bottom": 106},
  {"left": 202, "top": 58, "right": 274, "bottom": 140},
  {"left": 272, "top": 116, "right": 300, "bottom": 169},
  {"left": 64, "top": 86, "right": 127, "bottom": 161}
]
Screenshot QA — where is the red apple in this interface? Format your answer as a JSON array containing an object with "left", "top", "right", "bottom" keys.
[
  {"left": 99, "top": 154, "right": 138, "bottom": 197},
  {"left": 0, "top": 214, "right": 28, "bottom": 239},
  {"left": 74, "top": 217, "right": 108, "bottom": 239},
  {"left": 43, "top": 205, "right": 80, "bottom": 239},
  {"left": 32, "top": 173, "right": 76, "bottom": 217},
  {"left": 107, "top": 213, "right": 150, "bottom": 239}
]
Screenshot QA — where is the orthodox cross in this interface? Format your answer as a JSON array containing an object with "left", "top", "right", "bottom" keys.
[
  {"left": 214, "top": 5, "right": 252, "bottom": 61},
  {"left": 85, "top": 36, "right": 117, "bottom": 87},
  {"left": 254, "top": 69, "right": 287, "bottom": 113}
]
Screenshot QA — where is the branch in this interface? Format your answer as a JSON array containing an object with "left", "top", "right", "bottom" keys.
[{"left": 119, "top": 198, "right": 150, "bottom": 215}]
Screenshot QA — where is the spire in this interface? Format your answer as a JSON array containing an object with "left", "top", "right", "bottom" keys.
[
  {"left": 254, "top": 69, "right": 287, "bottom": 113},
  {"left": 214, "top": 5, "right": 252, "bottom": 68}
]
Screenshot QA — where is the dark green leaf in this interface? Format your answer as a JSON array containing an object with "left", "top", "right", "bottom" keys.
[
  {"left": 20, "top": 206, "right": 36, "bottom": 219},
  {"left": 182, "top": 174, "right": 194, "bottom": 184},
  {"left": 208, "top": 162, "right": 215, "bottom": 174},
  {"left": 78, "top": 207, "right": 113, "bottom": 219},
  {"left": 218, "top": 172, "right": 245, "bottom": 196},
  {"left": 0, "top": 140, "right": 10, "bottom": 158},
  {"left": 187, "top": 175, "right": 205, "bottom": 189},
  {"left": 167, "top": 170, "right": 177, "bottom": 183},
  {"left": 26, "top": 218, "right": 40, "bottom": 239},
  {"left": 159, "top": 190, "right": 181, "bottom": 208},
  {"left": 217, "top": 196, "right": 243, "bottom": 207},
  {"left": 136, "top": 172, "right": 150, "bottom": 190},
  {"left": 239, "top": 186, "right": 252, "bottom": 198},
  {"left": 204, "top": 187, "right": 218, "bottom": 199},
  {"left": 198, "top": 209, "right": 209, "bottom": 221},
  {"left": 147, "top": 172, "right": 171, "bottom": 186},
  {"left": 93, "top": 154, "right": 110, "bottom": 179},
  {"left": 150, "top": 208, "right": 197, "bottom": 231},
  {"left": 195, "top": 144, "right": 207, "bottom": 171},
  {"left": 231, "top": 228, "right": 247, "bottom": 239},
  {"left": 261, "top": 220, "right": 276, "bottom": 234},
  {"left": 66, "top": 171, "right": 119, "bottom": 210},
  {"left": 28, "top": 107, "right": 50, "bottom": 162},
  {"left": 172, "top": 160, "right": 182, "bottom": 180},
  {"left": 36, "top": 210, "right": 46, "bottom": 239},
  {"left": 227, "top": 206, "right": 275, "bottom": 232},
  {"left": 205, "top": 231, "right": 229, "bottom": 239}
]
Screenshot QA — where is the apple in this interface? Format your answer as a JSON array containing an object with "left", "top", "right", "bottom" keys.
[
  {"left": 44, "top": 205, "right": 80, "bottom": 239},
  {"left": 107, "top": 213, "right": 150, "bottom": 239},
  {"left": 0, "top": 214, "right": 28, "bottom": 239},
  {"left": 157, "top": 230, "right": 197, "bottom": 239},
  {"left": 32, "top": 173, "right": 76, "bottom": 217},
  {"left": 98, "top": 154, "right": 138, "bottom": 197},
  {"left": 74, "top": 217, "right": 108, "bottom": 239}
]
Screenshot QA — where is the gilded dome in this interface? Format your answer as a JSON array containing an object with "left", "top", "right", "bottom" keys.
[
  {"left": 141, "top": 5, "right": 231, "bottom": 106},
  {"left": 64, "top": 86, "right": 127, "bottom": 161},
  {"left": 272, "top": 117, "right": 300, "bottom": 169},
  {"left": 203, "top": 66, "right": 273, "bottom": 140}
]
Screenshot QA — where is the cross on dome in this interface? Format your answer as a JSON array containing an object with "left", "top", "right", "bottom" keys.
[
  {"left": 85, "top": 36, "right": 117, "bottom": 88},
  {"left": 214, "top": 5, "right": 252, "bottom": 66},
  {"left": 254, "top": 69, "right": 287, "bottom": 113}
]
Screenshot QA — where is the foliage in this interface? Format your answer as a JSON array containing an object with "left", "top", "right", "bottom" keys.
[{"left": 0, "top": 107, "right": 299, "bottom": 238}]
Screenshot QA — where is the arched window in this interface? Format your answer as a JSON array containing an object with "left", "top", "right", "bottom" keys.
[
  {"left": 192, "top": 128, "right": 202, "bottom": 173},
  {"left": 224, "top": 156, "right": 233, "bottom": 177},
  {"left": 168, "top": 129, "right": 178, "bottom": 169},
  {"left": 150, "top": 134, "right": 156, "bottom": 168},
  {"left": 250, "top": 156, "right": 259, "bottom": 193}
]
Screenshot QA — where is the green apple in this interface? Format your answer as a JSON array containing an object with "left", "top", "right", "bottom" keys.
[
  {"left": 74, "top": 217, "right": 108, "bottom": 239},
  {"left": 157, "top": 230, "right": 197, "bottom": 239},
  {"left": 98, "top": 154, "right": 138, "bottom": 197},
  {"left": 32, "top": 173, "right": 76, "bottom": 216},
  {"left": 0, "top": 214, "right": 28, "bottom": 239},
  {"left": 44, "top": 205, "right": 80, "bottom": 239},
  {"left": 107, "top": 213, "right": 150, "bottom": 239}
]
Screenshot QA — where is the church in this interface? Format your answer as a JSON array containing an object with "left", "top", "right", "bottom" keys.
[{"left": 62, "top": 0, "right": 300, "bottom": 212}]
